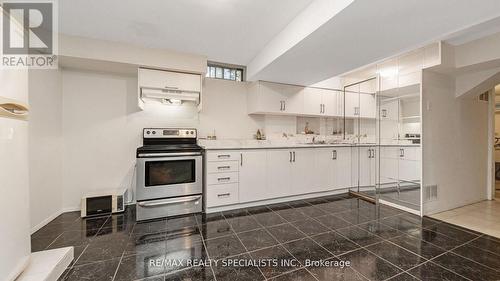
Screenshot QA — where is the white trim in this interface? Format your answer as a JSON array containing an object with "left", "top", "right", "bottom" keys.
[
  {"left": 488, "top": 89, "right": 495, "bottom": 200},
  {"left": 206, "top": 188, "right": 349, "bottom": 213},
  {"left": 31, "top": 209, "right": 64, "bottom": 234},
  {"left": 379, "top": 199, "right": 421, "bottom": 216}
]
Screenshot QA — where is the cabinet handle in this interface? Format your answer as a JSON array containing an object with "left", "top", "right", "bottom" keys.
[
  {"left": 217, "top": 193, "right": 231, "bottom": 198},
  {"left": 382, "top": 109, "right": 387, "bottom": 118},
  {"left": 217, "top": 154, "right": 230, "bottom": 158},
  {"left": 320, "top": 104, "right": 323, "bottom": 114},
  {"left": 240, "top": 153, "right": 243, "bottom": 166},
  {"left": 217, "top": 177, "right": 231, "bottom": 182},
  {"left": 293, "top": 151, "right": 296, "bottom": 162},
  {"left": 401, "top": 148, "right": 405, "bottom": 158},
  {"left": 332, "top": 150, "right": 337, "bottom": 160},
  {"left": 283, "top": 101, "right": 286, "bottom": 111},
  {"left": 217, "top": 166, "right": 231, "bottom": 170},
  {"left": 280, "top": 101, "right": 283, "bottom": 111},
  {"left": 289, "top": 151, "right": 292, "bottom": 162}
]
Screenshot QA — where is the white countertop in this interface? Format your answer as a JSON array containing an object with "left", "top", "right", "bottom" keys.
[{"left": 199, "top": 139, "right": 420, "bottom": 150}]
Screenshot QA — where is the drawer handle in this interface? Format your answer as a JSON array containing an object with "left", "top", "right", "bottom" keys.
[
  {"left": 138, "top": 195, "right": 201, "bottom": 207},
  {"left": 217, "top": 166, "right": 231, "bottom": 170},
  {"left": 217, "top": 177, "right": 231, "bottom": 182},
  {"left": 217, "top": 193, "right": 231, "bottom": 198},
  {"left": 217, "top": 155, "right": 231, "bottom": 158}
]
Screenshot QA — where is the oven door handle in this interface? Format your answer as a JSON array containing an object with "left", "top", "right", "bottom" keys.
[
  {"left": 137, "top": 195, "right": 202, "bottom": 207},
  {"left": 137, "top": 152, "right": 202, "bottom": 157}
]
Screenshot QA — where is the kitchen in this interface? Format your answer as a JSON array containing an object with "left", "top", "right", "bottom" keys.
[{"left": 3, "top": 1, "right": 500, "bottom": 281}]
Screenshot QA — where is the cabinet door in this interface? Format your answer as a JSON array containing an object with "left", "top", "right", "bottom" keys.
[
  {"left": 358, "top": 147, "right": 372, "bottom": 187},
  {"left": 267, "top": 150, "right": 292, "bottom": 198},
  {"left": 315, "top": 148, "right": 335, "bottom": 191},
  {"left": 239, "top": 151, "right": 268, "bottom": 203},
  {"left": 336, "top": 91, "right": 344, "bottom": 116},
  {"left": 360, "top": 94, "right": 376, "bottom": 119},
  {"left": 282, "top": 84, "right": 304, "bottom": 114},
  {"left": 303, "top": 88, "right": 323, "bottom": 115},
  {"left": 380, "top": 147, "right": 399, "bottom": 185},
  {"left": 344, "top": 92, "right": 359, "bottom": 118},
  {"left": 336, "top": 147, "right": 352, "bottom": 188},
  {"left": 291, "top": 149, "right": 316, "bottom": 195},
  {"left": 259, "top": 81, "right": 287, "bottom": 113},
  {"left": 322, "top": 90, "right": 337, "bottom": 116}
]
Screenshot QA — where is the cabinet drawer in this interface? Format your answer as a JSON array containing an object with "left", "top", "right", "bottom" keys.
[
  {"left": 207, "top": 161, "right": 239, "bottom": 174},
  {"left": 207, "top": 172, "right": 239, "bottom": 185},
  {"left": 206, "top": 151, "right": 240, "bottom": 162},
  {"left": 206, "top": 183, "right": 239, "bottom": 207}
]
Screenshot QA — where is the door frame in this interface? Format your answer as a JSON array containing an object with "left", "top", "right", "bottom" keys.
[{"left": 488, "top": 89, "right": 496, "bottom": 200}]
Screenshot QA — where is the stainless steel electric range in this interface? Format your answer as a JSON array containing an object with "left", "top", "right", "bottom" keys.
[{"left": 136, "top": 128, "right": 203, "bottom": 221}]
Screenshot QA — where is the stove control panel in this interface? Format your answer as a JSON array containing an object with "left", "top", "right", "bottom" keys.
[{"left": 144, "top": 128, "right": 197, "bottom": 138}]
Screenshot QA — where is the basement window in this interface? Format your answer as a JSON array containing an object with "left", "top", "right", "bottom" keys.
[{"left": 206, "top": 63, "right": 244, "bottom": 82}]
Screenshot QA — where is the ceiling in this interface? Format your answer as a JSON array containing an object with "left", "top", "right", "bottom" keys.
[
  {"left": 59, "top": 0, "right": 500, "bottom": 86},
  {"left": 248, "top": 0, "right": 500, "bottom": 85},
  {"left": 58, "top": 0, "right": 314, "bottom": 65}
]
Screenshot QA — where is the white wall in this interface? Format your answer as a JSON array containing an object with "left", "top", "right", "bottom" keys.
[
  {"left": 28, "top": 70, "right": 64, "bottom": 232},
  {"left": 199, "top": 79, "right": 264, "bottom": 139},
  {"left": 0, "top": 68, "right": 31, "bottom": 280},
  {"left": 422, "top": 70, "right": 489, "bottom": 215},
  {"left": 59, "top": 72, "right": 271, "bottom": 210}
]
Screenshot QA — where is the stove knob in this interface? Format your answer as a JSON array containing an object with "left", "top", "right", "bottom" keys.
[
  {"left": 190, "top": 131, "right": 194, "bottom": 134},
  {"left": 152, "top": 131, "right": 156, "bottom": 135},
  {"left": 146, "top": 131, "right": 151, "bottom": 135}
]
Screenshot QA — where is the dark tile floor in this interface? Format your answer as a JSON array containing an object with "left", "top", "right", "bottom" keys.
[{"left": 30, "top": 193, "right": 500, "bottom": 281}]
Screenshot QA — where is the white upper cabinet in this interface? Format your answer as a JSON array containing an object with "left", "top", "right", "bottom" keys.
[
  {"left": 344, "top": 92, "right": 359, "bottom": 118},
  {"left": 248, "top": 81, "right": 344, "bottom": 117},
  {"left": 303, "top": 87, "right": 323, "bottom": 115},
  {"left": 303, "top": 88, "right": 340, "bottom": 116},
  {"left": 248, "top": 81, "right": 303, "bottom": 115},
  {"left": 359, "top": 94, "right": 376, "bottom": 119}
]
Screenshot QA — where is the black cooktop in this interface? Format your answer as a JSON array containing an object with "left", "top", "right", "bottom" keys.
[{"left": 136, "top": 143, "right": 203, "bottom": 157}]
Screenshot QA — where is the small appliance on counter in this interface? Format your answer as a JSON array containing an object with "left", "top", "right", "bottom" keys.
[
  {"left": 81, "top": 187, "right": 128, "bottom": 218},
  {"left": 135, "top": 128, "right": 203, "bottom": 221},
  {"left": 404, "top": 134, "right": 421, "bottom": 144}
]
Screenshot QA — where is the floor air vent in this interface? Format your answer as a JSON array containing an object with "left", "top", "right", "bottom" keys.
[{"left": 423, "top": 185, "right": 438, "bottom": 202}]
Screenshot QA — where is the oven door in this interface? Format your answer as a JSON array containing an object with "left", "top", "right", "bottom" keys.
[{"left": 136, "top": 153, "right": 202, "bottom": 201}]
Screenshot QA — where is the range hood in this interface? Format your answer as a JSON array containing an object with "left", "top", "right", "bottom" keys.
[
  {"left": 138, "top": 68, "right": 202, "bottom": 109},
  {"left": 140, "top": 88, "right": 200, "bottom": 105}
]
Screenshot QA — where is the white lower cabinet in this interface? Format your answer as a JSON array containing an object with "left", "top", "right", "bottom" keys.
[
  {"left": 315, "top": 148, "right": 336, "bottom": 192},
  {"left": 266, "top": 150, "right": 292, "bottom": 198},
  {"left": 399, "top": 147, "right": 421, "bottom": 184},
  {"left": 290, "top": 149, "right": 316, "bottom": 195},
  {"left": 239, "top": 150, "right": 268, "bottom": 203},
  {"left": 352, "top": 147, "right": 376, "bottom": 188},
  {"left": 336, "top": 147, "right": 352, "bottom": 188},
  {"left": 205, "top": 147, "right": 357, "bottom": 210}
]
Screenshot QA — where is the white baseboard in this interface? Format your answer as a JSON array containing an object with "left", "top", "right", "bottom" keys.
[
  {"left": 31, "top": 210, "right": 64, "bottom": 234},
  {"left": 31, "top": 206, "right": 81, "bottom": 234},
  {"left": 379, "top": 199, "right": 421, "bottom": 216}
]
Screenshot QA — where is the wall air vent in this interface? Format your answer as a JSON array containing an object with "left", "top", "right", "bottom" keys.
[{"left": 423, "top": 184, "right": 438, "bottom": 202}]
